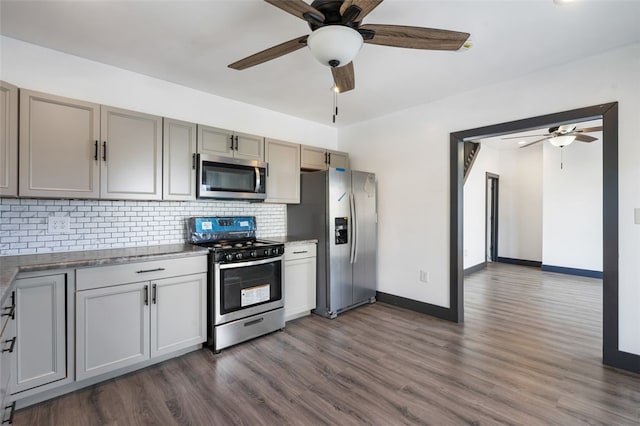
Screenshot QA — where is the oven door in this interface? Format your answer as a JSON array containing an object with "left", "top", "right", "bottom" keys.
[{"left": 214, "top": 256, "right": 283, "bottom": 325}]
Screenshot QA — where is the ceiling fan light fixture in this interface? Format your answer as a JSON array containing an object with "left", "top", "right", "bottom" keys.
[
  {"left": 549, "top": 134, "right": 576, "bottom": 147},
  {"left": 307, "top": 25, "right": 364, "bottom": 67}
]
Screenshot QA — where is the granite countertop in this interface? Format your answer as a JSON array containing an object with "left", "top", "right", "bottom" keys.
[
  {"left": 271, "top": 237, "right": 318, "bottom": 245},
  {"left": 0, "top": 244, "right": 209, "bottom": 303}
]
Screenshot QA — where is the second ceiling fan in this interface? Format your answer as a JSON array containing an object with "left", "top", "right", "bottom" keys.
[{"left": 228, "top": 0, "right": 471, "bottom": 93}]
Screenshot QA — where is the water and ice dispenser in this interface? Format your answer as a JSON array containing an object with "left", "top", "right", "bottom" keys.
[{"left": 335, "top": 217, "right": 348, "bottom": 245}]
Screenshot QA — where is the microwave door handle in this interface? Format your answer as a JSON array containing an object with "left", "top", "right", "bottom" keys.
[{"left": 255, "top": 167, "right": 260, "bottom": 193}]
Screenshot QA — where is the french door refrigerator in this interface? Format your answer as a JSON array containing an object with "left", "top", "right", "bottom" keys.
[{"left": 287, "top": 168, "right": 377, "bottom": 318}]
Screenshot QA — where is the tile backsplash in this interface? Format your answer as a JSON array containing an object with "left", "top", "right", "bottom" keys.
[{"left": 0, "top": 198, "right": 286, "bottom": 256}]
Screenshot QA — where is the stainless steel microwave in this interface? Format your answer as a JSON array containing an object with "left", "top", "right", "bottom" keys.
[{"left": 197, "top": 154, "right": 267, "bottom": 201}]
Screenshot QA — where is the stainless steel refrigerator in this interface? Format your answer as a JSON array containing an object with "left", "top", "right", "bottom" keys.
[{"left": 287, "top": 169, "right": 377, "bottom": 318}]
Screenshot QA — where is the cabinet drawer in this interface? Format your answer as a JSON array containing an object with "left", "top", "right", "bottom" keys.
[
  {"left": 284, "top": 243, "right": 316, "bottom": 261},
  {"left": 76, "top": 255, "right": 208, "bottom": 290}
]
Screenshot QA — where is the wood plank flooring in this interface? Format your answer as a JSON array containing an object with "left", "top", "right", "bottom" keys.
[{"left": 15, "top": 263, "right": 640, "bottom": 425}]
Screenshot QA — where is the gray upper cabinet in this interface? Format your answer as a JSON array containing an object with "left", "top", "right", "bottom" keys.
[
  {"left": 300, "top": 144, "right": 349, "bottom": 171},
  {"left": 0, "top": 81, "right": 18, "bottom": 197},
  {"left": 265, "top": 138, "right": 300, "bottom": 204},
  {"left": 197, "top": 125, "right": 264, "bottom": 161},
  {"left": 163, "top": 118, "right": 196, "bottom": 201},
  {"left": 19, "top": 90, "right": 101, "bottom": 198},
  {"left": 100, "top": 106, "right": 162, "bottom": 200}
]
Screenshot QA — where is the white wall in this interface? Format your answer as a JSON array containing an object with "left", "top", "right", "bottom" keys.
[
  {"left": 497, "top": 145, "right": 543, "bottom": 262},
  {"left": 463, "top": 144, "right": 501, "bottom": 269},
  {"left": 0, "top": 36, "right": 337, "bottom": 149},
  {"left": 542, "top": 136, "right": 603, "bottom": 271},
  {"left": 340, "top": 43, "right": 640, "bottom": 355}
]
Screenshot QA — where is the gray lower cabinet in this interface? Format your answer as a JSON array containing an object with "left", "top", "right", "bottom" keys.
[
  {"left": 163, "top": 118, "right": 197, "bottom": 201},
  {"left": 19, "top": 89, "right": 101, "bottom": 198},
  {"left": 0, "top": 290, "right": 16, "bottom": 421},
  {"left": 197, "top": 124, "right": 264, "bottom": 161},
  {"left": 0, "top": 81, "right": 18, "bottom": 197},
  {"left": 265, "top": 138, "right": 300, "bottom": 204},
  {"left": 300, "top": 145, "right": 349, "bottom": 171},
  {"left": 75, "top": 255, "right": 207, "bottom": 381},
  {"left": 284, "top": 243, "right": 317, "bottom": 321},
  {"left": 100, "top": 106, "right": 163, "bottom": 200},
  {"left": 12, "top": 274, "right": 67, "bottom": 393}
]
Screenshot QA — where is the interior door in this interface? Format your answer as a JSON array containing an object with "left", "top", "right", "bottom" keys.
[
  {"left": 351, "top": 171, "right": 377, "bottom": 304},
  {"left": 327, "top": 168, "right": 352, "bottom": 313}
]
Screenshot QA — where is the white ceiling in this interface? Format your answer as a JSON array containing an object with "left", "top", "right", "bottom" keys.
[{"left": 1, "top": 1, "right": 639, "bottom": 126}]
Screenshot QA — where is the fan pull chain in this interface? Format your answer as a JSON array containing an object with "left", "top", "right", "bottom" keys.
[
  {"left": 332, "top": 87, "right": 339, "bottom": 123},
  {"left": 560, "top": 147, "right": 564, "bottom": 170}
]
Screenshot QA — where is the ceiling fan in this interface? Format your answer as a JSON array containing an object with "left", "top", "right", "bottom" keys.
[
  {"left": 504, "top": 124, "right": 603, "bottom": 148},
  {"left": 228, "top": 0, "right": 471, "bottom": 93}
]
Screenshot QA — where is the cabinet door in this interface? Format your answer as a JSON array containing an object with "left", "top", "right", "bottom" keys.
[
  {"left": 328, "top": 150, "right": 349, "bottom": 169},
  {"left": 284, "top": 256, "right": 317, "bottom": 321},
  {"left": 150, "top": 273, "right": 206, "bottom": 358},
  {"left": 197, "top": 125, "right": 233, "bottom": 157},
  {"left": 76, "top": 282, "right": 150, "bottom": 381},
  {"left": 300, "top": 145, "right": 328, "bottom": 170},
  {"left": 265, "top": 138, "right": 300, "bottom": 204},
  {"left": 234, "top": 132, "right": 264, "bottom": 161},
  {"left": 0, "top": 291, "right": 16, "bottom": 409},
  {"left": 100, "top": 106, "right": 162, "bottom": 200},
  {"left": 0, "top": 81, "right": 18, "bottom": 197},
  {"left": 12, "top": 274, "right": 66, "bottom": 393},
  {"left": 19, "top": 90, "right": 100, "bottom": 198},
  {"left": 163, "top": 118, "right": 196, "bottom": 201}
]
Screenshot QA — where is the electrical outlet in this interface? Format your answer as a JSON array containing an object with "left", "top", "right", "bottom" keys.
[
  {"left": 48, "top": 216, "right": 70, "bottom": 234},
  {"left": 635, "top": 208, "right": 640, "bottom": 225},
  {"left": 419, "top": 270, "right": 430, "bottom": 283}
]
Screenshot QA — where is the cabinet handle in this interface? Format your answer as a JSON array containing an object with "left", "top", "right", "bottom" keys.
[
  {"left": 1, "top": 401, "right": 15, "bottom": 424},
  {"left": 324, "top": 152, "right": 328, "bottom": 164},
  {"left": 102, "top": 141, "right": 107, "bottom": 161},
  {"left": 244, "top": 317, "right": 264, "bottom": 327},
  {"left": 152, "top": 284, "right": 157, "bottom": 304},
  {"left": 136, "top": 268, "right": 165, "bottom": 274},
  {"left": 234, "top": 135, "right": 239, "bottom": 151},
  {"left": 1, "top": 292, "right": 15, "bottom": 320},
  {"left": 229, "top": 135, "right": 234, "bottom": 151},
  {"left": 328, "top": 152, "right": 331, "bottom": 165},
  {"left": 293, "top": 250, "right": 308, "bottom": 254},
  {"left": 2, "top": 337, "right": 16, "bottom": 354},
  {"left": 192, "top": 153, "right": 196, "bottom": 170},
  {"left": 94, "top": 140, "right": 99, "bottom": 161},
  {"left": 144, "top": 285, "right": 149, "bottom": 306},
  {"left": 266, "top": 163, "right": 269, "bottom": 177}
]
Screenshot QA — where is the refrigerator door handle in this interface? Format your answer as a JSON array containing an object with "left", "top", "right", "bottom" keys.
[{"left": 349, "top": 192, "right": 359, "bottom": 264}]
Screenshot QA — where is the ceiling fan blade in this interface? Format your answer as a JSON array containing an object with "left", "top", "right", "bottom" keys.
[
  {"left": 575, "top": 126, "right": 603, "bottom": 133},
  {"left": 519, "top": 138, "right": 547, "bottom": 148},
  {"left": 574, "top": 134, "right": 598, "bottom": 143},
  {"left": 264, "top": 0, "right": 324, "bottom": 23},
  {"left": 361, "top": 24, "right": 470, "bottom": 50},
  {"left": 228, "top": 35, "right": 308, "bottom": 70},
  {"left": 501, "top": 134, "right": 549, "bottom": 140},
  {"left": 331, "top": 62, "right": 355, "bottom": 93},
  {"left": 340, "top": 0, "right": 384, "bottom": 21}
]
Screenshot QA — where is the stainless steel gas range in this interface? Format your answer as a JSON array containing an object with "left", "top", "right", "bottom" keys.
[{"left": 188, "top": 217, "right": 285, "bottom": 352}]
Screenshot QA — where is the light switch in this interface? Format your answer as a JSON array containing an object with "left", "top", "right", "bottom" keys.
[{"left": 635, "top": 208, "right": 640, "bottom": 225}]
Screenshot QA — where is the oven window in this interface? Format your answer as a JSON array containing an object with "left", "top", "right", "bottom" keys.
[
  {"left": 220, "top": 261, "right": 282, "bottom": 315},
  {"left": 202, "top": 162, "right": 258, "bottom": 193}
]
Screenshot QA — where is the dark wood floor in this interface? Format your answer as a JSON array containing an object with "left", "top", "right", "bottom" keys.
[{"left": 16, "top": 263, "right": 640, "bottom": 425}]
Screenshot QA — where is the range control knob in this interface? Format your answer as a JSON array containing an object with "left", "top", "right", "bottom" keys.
[
  {"left": 235, "top": 252, "right": 243, "bottom": 260},
  {"left": 250, "top": 250, "right": 258, "bottom": 258},
  {"left": 225, "top": 254, "right": 234, "bottom": 262},
  {"left": 264, "top": 248, "right": 272, "bottom": 256},
  {"left": 273, "top": 247, "right": 281, "bottom": 255}
]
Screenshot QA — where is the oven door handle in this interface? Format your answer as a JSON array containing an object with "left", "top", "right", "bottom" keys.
[{"left": 218, "top": 255, "right": 283, "bottom": 270}]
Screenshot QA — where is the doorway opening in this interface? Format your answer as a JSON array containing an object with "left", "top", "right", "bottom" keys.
[
  {"left": 485, "top": 173, "right": 499, "bottom": 263},
  {"left": 448, "top": 102, "right": 638, "bottom": 373}
]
